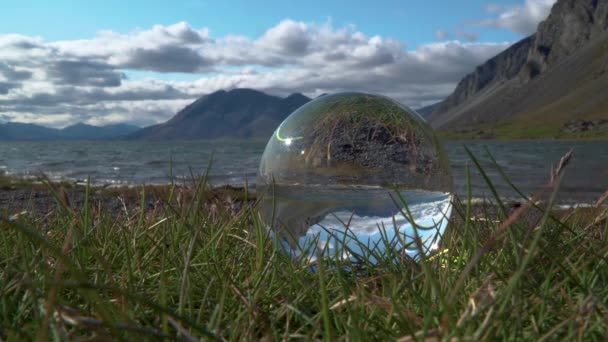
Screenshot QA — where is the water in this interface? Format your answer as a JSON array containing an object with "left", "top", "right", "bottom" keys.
[
  {"left": 0, "top": 140, "right": 606, "bottom": 204},
  {"left": 260, "top": 185, "right": 452, "bottom": 262},
  {"left": 451, "top": 140, "right": 608, "bottom": 205},
  {"left": 0, "top": 140, "right": 263, "bottom": 186}
]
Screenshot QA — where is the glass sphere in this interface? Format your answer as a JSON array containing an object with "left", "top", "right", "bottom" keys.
[{"left": 257, "top": 92, "right": 453, "bottom": 264}]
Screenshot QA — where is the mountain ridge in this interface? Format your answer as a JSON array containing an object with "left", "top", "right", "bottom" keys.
[
  {"left": 0, "top": 122, "right": 140, "bottom": 141},
  {"left": 0, "top": 89, "right": 312, "bottom": 141},
  {"left": 428, "top": 0, "right": 608, "bottom": 139},
  {"left": 129, "top": 88, "right": 312, "bottom": 140}
]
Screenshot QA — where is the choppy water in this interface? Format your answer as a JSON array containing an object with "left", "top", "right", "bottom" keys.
[
  {"left": 0, "top": 139, "right": 606, "bottom": 204},
  {"left": 0, "top": 140, "right": 262, "bottom": 186}
]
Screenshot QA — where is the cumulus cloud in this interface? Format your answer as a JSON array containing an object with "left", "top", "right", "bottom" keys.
[
  {"left": 47, "top": 60, "right": 125, "bottom": 87},
  {"left": 0, "top": 82, "right": 192, "bottom": 107},
  {"left": 122, "top": 45, "right": 212, "bottom": 72},
  {"left": 476, "top": 0, "right": 556, "bottom": 35},
  {"left": 0, "top": 34, "right": 45, "bottom": 50},
  {"left": 0, "top": 35, "right": 49, "bottom": 62},
  {"left": 258, "top": 20, "right": 311, "bottom": 55},
  {"left": 0, "top": 81, "right": 21, "bottom": 95},
  {"left": 52, "top": 21, "right": 211, "bottom": 72},
  {"left": 0, "top": 19, "right": 513, "bottom": 127},
  {"left": 0, "top": 62, "right": 33, "bottom": 81}
]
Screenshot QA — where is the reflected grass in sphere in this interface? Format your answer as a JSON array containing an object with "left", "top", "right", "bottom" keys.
[{"left": 257, "top": 92, "right": 453, "bottom": 263}]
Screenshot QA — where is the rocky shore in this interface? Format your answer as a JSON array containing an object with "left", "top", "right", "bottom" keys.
[
  {"left": 1, "top": 177, "right": 588, "bottom": 234},
  {"left": 562, "top": 119, "right": 608, "bottom": 133},
  {"left": 0, "top": 181, "right": 248, "bottom": 220}
]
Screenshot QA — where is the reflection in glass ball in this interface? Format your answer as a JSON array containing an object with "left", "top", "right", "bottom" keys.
[{"left": 257, "top": 92, "right": 453, "bottom": 264}]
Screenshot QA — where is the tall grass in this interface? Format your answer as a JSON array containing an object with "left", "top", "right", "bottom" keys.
[{"left": 0, "top": 149, "right": 607, "bottom": 341}]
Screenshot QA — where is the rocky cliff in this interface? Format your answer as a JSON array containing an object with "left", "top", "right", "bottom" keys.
[
  {"left": 428, "top": 0, "right": 608, "bottom": 137},
  {"left": 528, "top": 0, "right": 608, "bottom": 74},
  {"left": 429, "top": 36, "right": 534, "bottom": 119}
]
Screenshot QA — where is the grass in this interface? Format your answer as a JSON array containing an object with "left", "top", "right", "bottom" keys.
[
  {"left": 283, "top": 93, "right": 431, "bottom": 144},
  {"left": 1, "top": 150, "right": 607, "bottom": 341},
  {"left": 437, "top": 98, "right": 608, "bottom": 140},
  {"left": 439, "top": 121, "right": 608, "bottom": 140}
]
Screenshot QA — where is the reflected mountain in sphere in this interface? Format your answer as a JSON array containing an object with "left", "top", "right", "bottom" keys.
[{"left": 257, "top": 92, "right": 453, "bottom": 263}]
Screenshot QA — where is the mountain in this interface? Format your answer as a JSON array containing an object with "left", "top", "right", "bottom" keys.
[
  {"left": 428, "top": 0, "right": 608, "bottom": 139},
  {"left": 130, "top": 88, "right": 311, "bottom": 140},
  {"left": 61, "top": 123, "right": 141, "bottom": 140},
  {"left": 0, "top": 122, "right": 140, "bottom": 141},
  {"left": 0, "top": 122, "right": 62, "bottom": 140},
  {"left": 415, "top": 102, "right": 441, "bottom": 117}
]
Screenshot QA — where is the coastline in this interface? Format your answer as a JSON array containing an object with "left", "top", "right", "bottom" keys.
[
  {"left": 2, "top": 174, "right": 604, "bottom": 228},
  {"left": 437, "top": 123, "right": 608, "bottom": 141},
  {"left": 0, "top": 175, "right": 249, "bottom": 219},
  {"left": 1, "top": 139, "right": 606, "bottom": 206}
]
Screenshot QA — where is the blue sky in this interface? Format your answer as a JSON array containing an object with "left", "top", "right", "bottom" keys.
[
  {"left": 0, "top": 0, "right": 556, "bottom": 127},
  {"left": 2, "top": 0, "right": 523, "bottom": 45}
]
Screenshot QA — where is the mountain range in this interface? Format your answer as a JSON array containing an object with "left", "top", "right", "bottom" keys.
[
  {"left": 427, "top": 0, "right": 608, "bottom": 139},
  {"left": 2, "top": 0, "right": 606, "bottom": 141},
  {"left": 0, "top": 90, "right": 311, "bottom": 141},
  {"left": 128, "top": 88, "right": 311, "bottom": 140},
  {"left": 0, "top": 122, "right": 140, "bottom": 141}
]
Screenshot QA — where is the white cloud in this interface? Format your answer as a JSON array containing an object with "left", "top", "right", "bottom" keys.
[
  {"left": 258, "top": 19, "right": 311, "bottom": 55},
  {"left": 0, "top": 19, "right": 513, "bottom": 128},
  {"left": 476, "top": 0, "right": 556, "bottom": 35}
]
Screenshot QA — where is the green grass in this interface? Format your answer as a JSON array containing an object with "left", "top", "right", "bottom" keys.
[
  {"left": 1, "top": 154, "right": 607, "bottom": 340},
  {"left": 285, "top": 93, "right": 432, "bottom": 145},
  {"left": 438, "top": 119, "right": 608, "bottom": 141}
]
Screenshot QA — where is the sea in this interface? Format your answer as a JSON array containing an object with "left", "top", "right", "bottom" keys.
[{"left": 0, "top": 139, "right": 606, "bottom": 205}]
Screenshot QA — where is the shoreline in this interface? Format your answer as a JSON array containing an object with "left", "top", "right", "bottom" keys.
[
  {"left": 1, "top": 174, "right": 605, "bottom": 223},
  {"left": 0, "top": 174, "right": 250, "bottom": 219},
  {"left": 2, "top": 172, "right": 605, "bottom": 208},
  {"left": 1, "top": 140, "right": 606, "bottom": 207}
]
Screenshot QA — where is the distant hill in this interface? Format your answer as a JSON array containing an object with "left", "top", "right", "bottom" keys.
[
  {"left": 0, "top": 122, "right": 61, "bottom": 140},
  {"left": 130, "top": 88, "right": 311, "bottom": 140},
  {"left": 415, "top": 102, "right": 441, "bottom": 118},
  {"left": 61, "top": 123, "right": 141, "bottom": 140},
  {"left": 428, "top": 0, "right": 608, "bottom": 139},
  {"left": 0, "top": 122, "right": 140, "bottom": 141}
]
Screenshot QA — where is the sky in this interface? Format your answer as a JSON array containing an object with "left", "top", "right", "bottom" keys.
[{"left": 0, "top": 0, "right": 556, "bottom": 128}]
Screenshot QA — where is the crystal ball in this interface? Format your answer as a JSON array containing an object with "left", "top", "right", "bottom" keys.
[{"left": 257, "top": 92, "right": 453, "bottom": 263}]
